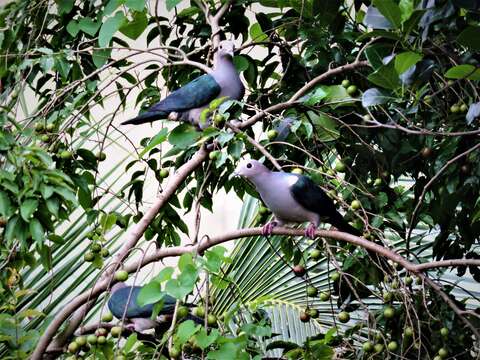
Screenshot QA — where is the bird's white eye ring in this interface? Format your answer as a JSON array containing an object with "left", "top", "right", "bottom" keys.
[{"left": 246, "top": 163, "right": 252, "bottom": 169}]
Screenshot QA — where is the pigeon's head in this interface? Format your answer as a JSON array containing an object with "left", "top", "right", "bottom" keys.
[
  {"left": 234, "top": 159, "right": 269, "bottom": 179},
  {"left": 217, "top": 40, "right": 235, "bottom": 58}
]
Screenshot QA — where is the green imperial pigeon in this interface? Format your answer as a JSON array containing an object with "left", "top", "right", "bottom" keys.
[
  {"left": 234, "top": 160, "right": 360, "bottom": 239},
  {"left": 108, "top": 283, "right": 202, "bottom": 332},
  {"left": 122, "top": 40, "right": 244, "bottom": 129}
]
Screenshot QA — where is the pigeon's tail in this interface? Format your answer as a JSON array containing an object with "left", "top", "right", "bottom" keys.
[
  {"left": 121, "top": 111, "right": 168, "bottom": 125},
  {"left": 328, "top": 211, "right": 361, "bottom": 236}
]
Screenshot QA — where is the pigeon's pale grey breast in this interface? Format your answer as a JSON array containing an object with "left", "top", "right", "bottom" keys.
[
  {"left": 254, "top": 172, "right": 319, "bottom": 224},
  {"left": 184, "top": 60, "right": 244, "bottom": 127}
]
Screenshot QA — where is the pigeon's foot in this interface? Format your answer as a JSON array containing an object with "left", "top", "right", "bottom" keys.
[
  {"left": 125, "top": 323, "right": 136, "bottom": 332},
  {"left": 262, "top": 221, "right": 278, "bottom": 236},
  {"left": 305, "top": 223, "right": 317, "bottom": 239}
]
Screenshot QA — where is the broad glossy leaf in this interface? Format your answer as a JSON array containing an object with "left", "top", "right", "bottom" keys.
[
  {"left": 0, "top": 190, "right": 13, "bottom": 217},
  {"left": 367, "top": 61, "right": 400, "bottom": 90},
  {"left": 364, "top": 6, "right": 393, "bottom": 29},
  {"left": 373, "top": 0, "right": 401, "bottom": 29},
  {"left": 168, "top": 123, "right": 200, "bottom": 149},
  {"left": 176, "top": 320, "right": 199, "bottom": 344},
  {"left": 394, "top": 52, "right": 422, "bottom": 74},
  {"left": 233, "top": 56, "right": 249, "bottom": 72},
  {"left": 20, "top": 198, "right": 39, "bottom": 221},
  {"left": 140, "top": 128, "right": 168, "bottom": 157},
  {"left": 99, "top": 12, "right": 125, "bottom": 47},
  {"left": 78, "top": 17, "right": 101, "bottom": 36},
  {"left": 166, "top": 0, "right": 182, "bottom": 11},
  {"left": 29, "top": 219, "right": 44, "bottom": 245},
  {"left": 125, "top": 0, "right": 145, "bottom": 11},
  {"left": 137, "top": 281, "right": 164, "bottom": 306},
  {"left": 362, "top": 88, "right": 392, "bottom": 107},
  {"left": 457, "top": 26, "right": 480, "bottom": 51},
  {"left": 195, "top": 328, "right": 219, "bottom": 349},
  {"left": 120, "top": 11, "right": 148, "bottom": 40},
  {"left": 444, "top": 64, "right": 480, "bottom": 81}
]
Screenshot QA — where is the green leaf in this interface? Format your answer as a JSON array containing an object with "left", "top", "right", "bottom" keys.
[
  {"left": 137, "top": 281, "right": 164, "bottom": 306},
  {"left": 307, "top": 112, "right": 340, "bottom": 142},
  {"left": 444, "top": 64, "right": 480, "bottom": 81},
  {"left": 66, "top": 20, "right": 80, "bottom": 37},
  {"left": 120, "top": 11, "right": 148, "bottom": 40},
  {"left": 53, "top": 187, "right": 77, "bottom": 204},
  {"left": 207, "top": 343, "right": 240, "bottom": 359},
  {"left": 0, "top": 190, "right": 13, "bottom": 217},
  {"left": 56, "top": 0, "right": 74, "bottom": 14},
  {"left": 195, "top": 328, "right": 219, "bottom": 349},
  {"left": 101, "top": 212, "right": 117, "bottom": 231},
  {"left": 29, "top": 219, "right": 44, "bottom": 245},
  {"left": 365, "top": 44, "right": 393, "bottom": 70},
  {"left": 394, "top": 52, "right": 422, "bottom": 75},
  {"left": 165, "top": 264, "right": 198, "bottom": 299},
  {"left": 166, "top": 0, "right": 182, "bottom": 11},
  {"left": 125, "top": 0, "right": 145, "bottom": 11},
  {"left": 373, "top": 0, "right": 401, "bottom": 29},
  {"left": 303, "top": 87, "right": 328, "bottom": 105},
  {"left": 249, "top": 23, "right": 268, "bottom": 42},
  {"left": 92, "top": 48, "right": 111, "bottom": 68},
  {"left": 399, "top": 0, "right": 414, "bottom": 23},
  {"left": 140, "top": 128, "right": 169, "bottom": 157},
  {"left": 457, "top": 26, "right": 480, "bottom": 51},
  {"left": 176, "top": 320, "right": 199, "bottom": 344},
  {"left": 367, "top": 61, "right": 400, "bottom": 90},
  {"left": 178, "top": 253, "right": 194, "bottom": 272},
  {"left": 99, "top": 11, "right": 126, "bottom": 47},
  {"left": 153, "top": 267, "right": 174, "bottom": 283},
  {"left": 233, "top": 56, "right": 249, "bottom": 72},
  {"left": 362, "top": 88, "right": 393, "bottom": 107},
  {"left": 168, "top": 123, "right": 201, "bottom": 149},
  {"left": 123, "top": 333, "right": 138, "bottom": 353},
  {"left": 78, "top": 17, "right": 101, "bottom": 36},
  {"left": 20, "top": 198, "right": 39, "bottom": 221},
  {"left": 104, "top": 0, "right": 122, "bottom": 15},
  {"left": 55, "top": 57, "right": 70, "bottom": 79}
]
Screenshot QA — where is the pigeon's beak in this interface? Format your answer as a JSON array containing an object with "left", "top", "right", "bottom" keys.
[{"left": 232, "top": 165, "right": 243, "bottom": 177}]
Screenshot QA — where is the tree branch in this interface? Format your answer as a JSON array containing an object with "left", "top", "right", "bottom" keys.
[
  {"left": 237, "top": 60, "right": 369, "bottom": 129},
  {"left": 34, "top": 223, "right": 480, "bottom": 357}
]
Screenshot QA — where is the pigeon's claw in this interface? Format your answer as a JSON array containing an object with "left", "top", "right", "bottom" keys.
[
  {"left": 305, "top": 223, "right": 317, "bottom": 239},
  {"left": 125, "top": 323, "right": 136, "bottom": 332},
  {"left": 262, "top": 221, "right": 278, "bottom": 236}
]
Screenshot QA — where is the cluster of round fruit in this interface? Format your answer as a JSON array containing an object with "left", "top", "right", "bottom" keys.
[
  {"left": 341, "top": 79, "right": 358, "bottom": 96},
  {"left": 192, "top": 305, "right": 218, "bottom": 327},
  {"left": 83, "top": 229, "right": 109, "bottom": 262},
  {"left": 66, "top": 324, "right": 127, "bottom": 360},
  {"left": 450, "top": 102, "right": 469, "bottom": 114},
  {"left": 35, "top": 122, "right": 56, "bottom": 143},
  {"left": 293, "top": 255, "right": 344, "bottom": 323}
]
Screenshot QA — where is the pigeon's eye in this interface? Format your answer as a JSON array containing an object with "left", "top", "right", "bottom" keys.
[{"left": 246, "top": 163, "right": 252, "bottom": 169}]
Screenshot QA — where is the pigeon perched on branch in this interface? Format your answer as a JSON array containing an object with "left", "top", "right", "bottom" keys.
[
  {"left": 107, "top": 283, "right": 202, "bottom": 332},
  {"left": 234, "top": 160, "right": 360, "bottom": 239},
  {"left": 122, "top": 40, "right": 244, "bottom": 129}
]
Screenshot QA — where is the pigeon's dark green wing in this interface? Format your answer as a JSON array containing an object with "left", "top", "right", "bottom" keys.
[
  {"left": 108, "top": 287, "right": 179, "bottom": 319},
  {"left": 290, "top": 175, "right": 360, "bottom": 235},
  {"left": 108, "top": 286, "right": 154, "bottom": 319},
  {"left": 122, "top": 74, "right": 221, "bottom": 125}
]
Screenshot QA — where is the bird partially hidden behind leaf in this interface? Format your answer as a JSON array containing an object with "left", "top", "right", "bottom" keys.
[
  {"left": 234, "top": 159, "right": 360, "bottom": 238},
  {"left": 121, "top": 40, "right": 244, "bottom": 129},
  {"left": 107, "top": 283, "right": 202, "bottom": 333}
]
